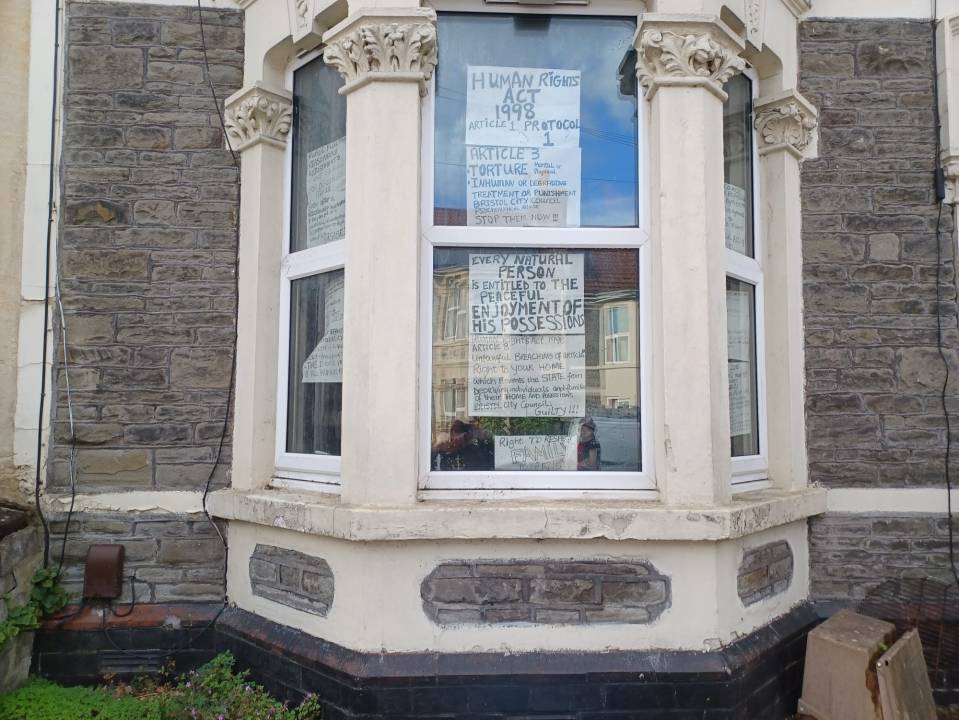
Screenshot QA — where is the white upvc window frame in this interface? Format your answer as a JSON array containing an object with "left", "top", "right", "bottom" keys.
[
  {"left": 726, "top": 66, "right": 769, "bottom": 491},
  {"left": 418, "top": 1, "right": 654, "bottom": 497},
  {"left": 273, "top": 48, "right": 345, "bottom": 492}
]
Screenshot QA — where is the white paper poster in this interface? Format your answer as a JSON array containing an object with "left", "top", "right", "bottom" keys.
[
  {"left": 724, "top": 182, "right": 748, "bottom": 254},
  {"left": 466, "top": 66, "right": 581, "bottom": 149},
  {"left": 468, "top": 252, "right": 584, "bottom": 336},
  {"left": 728, "top": 361, "right": 752, "bottom": 437},
  {"left": 494, "top": 434, "right": 577, "bottom": 471},
  {"left": 302, "top": 276, "right": 344, "bottom": 383},
  {"left": 466, "top": 146, "right": 581, "bottom": 228},
  {"left": 468, "top": 334, "right": 586, "bottom": 417},
  {"left": 726, "top": 289, "right": 752, "bottom": 363},
  {"left": 306, "top": 137, "right": 346, "bottom": 248}
]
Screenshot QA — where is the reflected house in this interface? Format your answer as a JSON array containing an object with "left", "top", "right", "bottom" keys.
[{"left": 430, "top": 248, "right": 640, "bottom": 464}]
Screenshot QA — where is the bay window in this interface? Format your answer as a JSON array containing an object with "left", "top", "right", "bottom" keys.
[
  {"left": 422, "top": 11, "right": 649, "bottom": 493},
  {"left": 275, "top": 52, "right": 347, "bottom": 489}
]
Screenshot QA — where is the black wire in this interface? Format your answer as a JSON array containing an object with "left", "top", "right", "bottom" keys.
[
  {"left": 930, "top": 8, "right": 959, "bottom": 589},
  {"left": 34, "top": 0, "right": 65, "bottom": 569}
]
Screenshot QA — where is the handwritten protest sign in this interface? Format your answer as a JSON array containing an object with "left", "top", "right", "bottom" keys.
[
  {"left": 728, "top": 361, "right": 752, "bottom": 436},
  {"left": 724, "top": 183, "right": 747, "bottom": 254},
  {"left": 494, "top": 434, "right": 577, "bottom": 471},
  {"left": 468, "top": 334, "right": 585, "bottom": 417},
  {"left": 466, "top": 146, "right": 580, "bottom": 227},
  {"left": 306, "top": 137, "right": 346, "bottom": 248},
  {"left": 466, "top": 66, "right": 580, "bottom": 149},
  {"left": 302, "top": 275, "right": 344, "bottom": 383},
  {"left": 468, "top": 252, "right": 584, "bottom": 336},
  {"left": 726, "top": 289, "right": 752, "bottom": 363}
]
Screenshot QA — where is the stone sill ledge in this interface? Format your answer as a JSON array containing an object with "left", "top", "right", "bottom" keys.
[{"left": 207, "top": 486, "right": 827, "bottom": 542}]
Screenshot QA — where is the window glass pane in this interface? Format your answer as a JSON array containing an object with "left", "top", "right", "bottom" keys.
[
  {"left": 287, "top": 270, "right": 344, "bottom": 455},
  {"left": 431, "top": 248, "right": 641, "bottom": 472},
  {"left": 723, "top": 74, "right": 754, "bottom": 257},
  {"left": 727, "top": 277, "right": 759, "bottom": 456},
  {"left": 434, "top": 14, "right": 639, "bottom": 229},
  {"left": 291, "top": 57, "right": 347, "bottom": 252}
]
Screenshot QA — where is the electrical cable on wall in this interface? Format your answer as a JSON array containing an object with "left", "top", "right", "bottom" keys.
[
  {"left": 99, "top": 0, "right": 239, "bottom": 651},
  {"left": 930, "top": 2, "right": 959, "bottom": 589}
]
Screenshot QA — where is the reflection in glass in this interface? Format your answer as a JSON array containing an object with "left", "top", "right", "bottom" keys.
[
  {"left": 287, "top": 270, "right": 344, "bottom": 455},
  {"left": 431, "top": 247, "right": 641, "bottom": 472},
  {"left": 291, "top": 57, "right": 347, "bottom": 252},
  {"left": 727, "top": 277, "right": 759, "bottom": 457},
  {"left": 433, "top": 13, "right": 639, "bottom": 228},
  {"left": 723, "top": 74, "right": 754, "bottom": 257}
]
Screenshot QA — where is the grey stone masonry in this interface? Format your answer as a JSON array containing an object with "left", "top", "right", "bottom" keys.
[
  {"left": 47, "top": 511, "right": 225, "bottom": 604},
  {"left": 800, "top": 19, "right": 959, "bottom": 489},
  {"left": 49, "top": 2, "right": 243, "bottom": 493},
  {"left": 421, "top": 560, "right": 671, "bottom": 625},
  {"left": 737, "top": 540, "right": 794, "bottom": 607},
  {"left": 0, "top": 523, "right": 42, "bottom": 624},
  {"left": 249, "top": 545, "right": 334, "bottom": 616},
  {"left": 810, "top": 513, "right": 956, "bottom": 601}
]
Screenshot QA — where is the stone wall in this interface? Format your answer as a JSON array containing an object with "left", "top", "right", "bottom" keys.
[
  {"left": 49, "top": 511, "right": 225, "bottom": 603},
  {"left": 800, "top": 19, "right": 955, "bottom": 491},
  {"left": 809, "top": 513, "right": 955, "bottom": 601},
  {"left": 800, "top": 19, "right": 959, "bottom": 602},
  {"left": 51, "top": 1, "right": 242, "bottom": 494},
  {"left": 737, "top": 540, "right": 794, "bottom": 607},
  {"left": 0, "top": 511, "right": 42, "bottom": 692},
  {"left": 249, "top": 544, "right": 334, "bottom": 616},
  {"left": 421, "top": 560, "right": 670, "bottom": 625}
]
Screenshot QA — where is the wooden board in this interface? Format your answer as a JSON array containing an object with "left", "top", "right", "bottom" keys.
[{"left": 877, "top": 629, "right": 937, "bottom": 720}]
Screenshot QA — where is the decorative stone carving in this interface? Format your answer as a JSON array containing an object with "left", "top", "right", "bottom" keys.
[
  {"left": 744, "top": 0, "right": 763, "bottom": 48},
  {"left": 322, "top": 9, "right": 438, "bottom": 95},
  {"left": 754, "top": 89, "right": 819, "bottom": 159},
  {"left": 634, "top": 15, "right": 746, "bottom": 101},
  {"left": 942, "top": 158, "right": 959, "bottom": 205},
  {"left": 223, "top": 82, "right": 293, "bottom": 152}
]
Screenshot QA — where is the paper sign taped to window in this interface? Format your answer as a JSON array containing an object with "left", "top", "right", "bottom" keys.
[
  {"left": 494, "top": 434, "right": 577, "bottom": 471},
  {"left": 466, "top": 146, "right": 581, "bottom": 228},
  {"left": 728, "top": 360, "right": 752, "bottom": 437},
  {"left": 726, "top": 288, "right": 752, "bottom": 363},
  {"left": 302, "top": 276, "right": 344, "bottom": 383},
  {"left": 466, "top": 66, "right": 581, "bottom": 149},
  {"left": 468, "top": 252, "right": 584, "bottom": 335},
  {"left": 468, "top": 334, "right": 586, "bottom": 417},
  {"left": 724, "top": 182, "right": 747, "bottom": 254},
  {"left": 306, "top": 137, "right": 346, "bottom": 248}
]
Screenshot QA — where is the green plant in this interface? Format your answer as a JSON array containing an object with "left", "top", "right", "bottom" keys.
[
  {"left": 158, "top": 652, "right": 322, "bottom": 720},
  {"left": 0, "top": 678, "right": 165, "bottom": 720},
  {"left": 0, "top": 654, "right": 323, "bottom": 720},
  {"left": 0, "top": 568, "right": 69, "bottom": 649}
]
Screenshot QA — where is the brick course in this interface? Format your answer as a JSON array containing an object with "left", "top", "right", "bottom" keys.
[
  {"left": 800, "top": 19, "right": 958, "bottom": 490},
  {"left": 737, "top": 540, "right": 794, "bottom": 607},
  {"left": 809, "top": 512, "right": 955, "bottom": 601},
  {"left": 48, "top": 511, "right": 225, "bottom": 603},
  {"left": 248, "top": 544, "right": 334, "bottom": 616},
  {"left": 50, "top": 2, "right": 242, "bottom": 494},
  {"left": 421, "top": 560, "right": 670, "bottom": 625}
]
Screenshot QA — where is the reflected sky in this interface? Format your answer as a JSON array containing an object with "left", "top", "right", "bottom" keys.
[{"left": 434, "top": 14, "right": 639, "bottom": 228}]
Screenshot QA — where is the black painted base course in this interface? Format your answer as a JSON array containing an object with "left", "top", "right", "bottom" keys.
[{"left": 32, "top": 603, "right": 819, "bottom": 719}]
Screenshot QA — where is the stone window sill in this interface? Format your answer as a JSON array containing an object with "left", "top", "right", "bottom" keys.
[{"left": 207, "top": 486, "right": 826, "bottom": 542}]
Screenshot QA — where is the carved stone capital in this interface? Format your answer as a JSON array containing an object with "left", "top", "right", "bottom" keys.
[
  {"left": 322, "top": 8, "right": 437, "bottom": 96},
  {"left": 634, "top": 14, "right": 746, "bottom": 102},
  {"left": 942, "top": 156, "right": 959, "bottom": 205},
  {"left": 754, "top": 90, "right": 819, "bottom": 160},
  {"left": 223, "top": 82, "right": 293, "bottom": 153}
]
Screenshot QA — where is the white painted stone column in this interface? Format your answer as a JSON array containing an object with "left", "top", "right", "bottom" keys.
[
  {"left": 323, "top": 8, "right": 436, "bottom": 505},
  {"left": 224, "top": 83, "right": 293, "bottom": 491},
  {"left": 636, "top": 15, "right": 745, "bottom": 506},
  {"left": 755, "top": 90, "right": 818, "bottom": 491}
]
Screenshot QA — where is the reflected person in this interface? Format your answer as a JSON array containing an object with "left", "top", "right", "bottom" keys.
[
  {"left": 577, "top": 418, "right": 601, "bottom": 471},
  {"left": 432, "top": 419, "right": 494, "bottom": 471}
]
